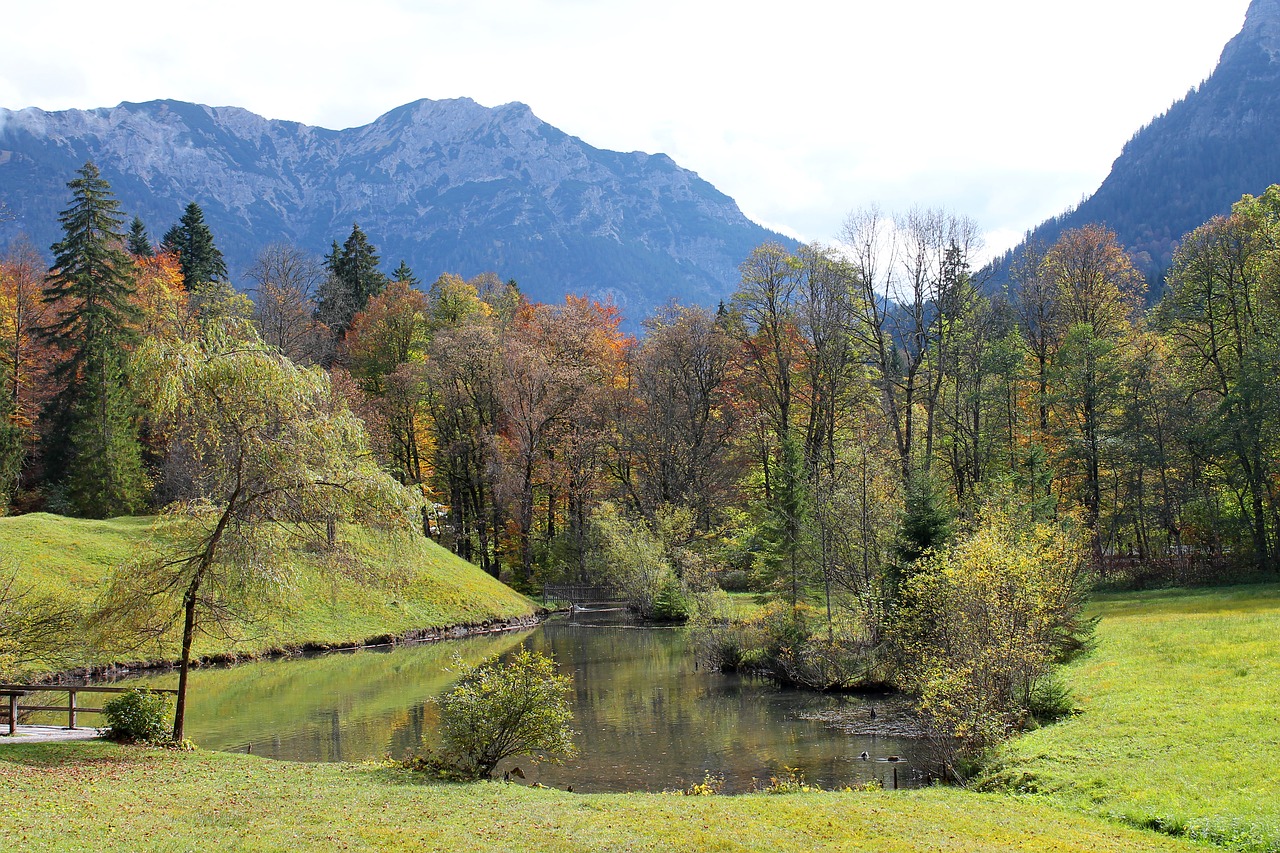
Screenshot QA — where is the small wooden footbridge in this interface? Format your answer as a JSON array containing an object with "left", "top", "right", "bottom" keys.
[
  {"left": 540, "top": 584, "right": 627, "bottom": 608},
  {"left": 0, "top": 683, "right": 178, "bottom": 739}
]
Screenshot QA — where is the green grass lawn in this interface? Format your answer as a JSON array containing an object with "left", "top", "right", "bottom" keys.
[
  {"left": 0, "top": 742, "right": 1198, "bottom": 853},
  {"left": 0, "top": 512, "right": 536, "bottom": 671},
  {"left": 5, "top": 526, "right": 1277, "bottom": 851},
  {"left": 981, "top": 583, "right": 1280, "bottom": 851}
]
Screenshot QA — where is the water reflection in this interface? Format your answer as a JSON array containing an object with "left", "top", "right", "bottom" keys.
[
  {"left": 520, "top": 612, "right": 921, "bottom": 792},
  {"left": 96, "top": 611, "right": 926, "bottom": 792}
]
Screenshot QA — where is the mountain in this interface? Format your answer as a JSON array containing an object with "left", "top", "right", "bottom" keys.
[
  {"left": 0, "top": 97, "right": 786, "bottom": 323},
  {"left": 991, "top": 0, "right": 1280, "bottom": 291}
]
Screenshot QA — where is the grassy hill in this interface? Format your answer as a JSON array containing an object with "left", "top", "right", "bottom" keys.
[{"left": 0, "top": 512, "right": 536, "bottom": 672}]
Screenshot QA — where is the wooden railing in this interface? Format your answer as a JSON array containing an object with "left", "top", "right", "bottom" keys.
[
  {"left": 0, "top": 684, "right": 178, "bottom": 736},
  {"left": 541, "top": 584, "right": 627, "bottom": 605}
]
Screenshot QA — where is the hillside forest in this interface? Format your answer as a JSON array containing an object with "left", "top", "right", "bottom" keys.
[{"left": 4, "top": 161, "right": 1280, "bottom": 761}]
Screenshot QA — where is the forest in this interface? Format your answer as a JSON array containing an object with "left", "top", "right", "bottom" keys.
[{"left": 4, "top": 161, "right": 1280, "bottom": 769}]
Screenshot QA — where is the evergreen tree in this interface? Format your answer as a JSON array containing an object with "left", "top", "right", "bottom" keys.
[
  {"left": 315, "top": 223, "right": 389, "bottom": 335},
  {"left": 323, "top": 240, "right": 342, "bottom": 277},
  {"left": 337, "top": 222, "right": 388, "bottom": 307},
  {"left": 0, "top": 404, "right": 23, "bottom": 509},
  {"left": 392, "top": 259, "right": 420, "bottom": 287},
  {"left": 161, "top": 202, "right": 227, "bottom": 287},
  {"left": 126, "top": 216, "right": 153, "bottom": 257},
  {"left": 893, "top": 470, "right": 955, "bottom": 588},
  {"left": 41, "top": 162, "right": 149, "bottom": 517}
]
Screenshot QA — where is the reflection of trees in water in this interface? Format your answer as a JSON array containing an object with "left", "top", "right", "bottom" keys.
[
  {"left": 97, "top": 621, "right": 925, "bottom": 790},
  {"left": 99, "top": 631, "right": 529, "bottom": 760},
  {"left": 524, "top": 622, "right": 922, "bottom": 792}
]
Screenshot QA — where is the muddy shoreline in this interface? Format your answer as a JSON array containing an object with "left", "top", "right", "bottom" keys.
[{"left": 38, "top": 612, "right": 547, "bottom": 685}]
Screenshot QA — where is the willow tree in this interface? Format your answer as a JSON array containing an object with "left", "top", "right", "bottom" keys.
[{"left": 100, "top": 323, "right": 416, "bottom": 740}]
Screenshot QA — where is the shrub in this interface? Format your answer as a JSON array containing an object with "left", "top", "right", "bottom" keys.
[
  {"left": 682, "top": 771, "right": 725, "bottom": 796},
  {"left": 894, "top": 508, "right": 1091, "bottom": 777},
  {"left": 419, "top": 648, "right": 576, "bottom": 780},
  {"left": 102, "top": 688, "right": 171, "bottom": 744},
  {"left": 691, "top": 600, "right": 876, "bottom": 689},
  {"left": 755, "top": 766, "right": 820, "bottom": 794}
]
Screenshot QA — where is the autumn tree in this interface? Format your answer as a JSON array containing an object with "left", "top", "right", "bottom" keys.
[
  {"left": 843, "top": 207, "right": 980, "bottom": 483},
  {"left": 794, "top": 244, "right": 859, "bottom": 477},
  {"left": 345, "top": 280, "right": 432, "bottom": 485},
  {"left": 731, "top": 243, "right": 809, "bottom": 599},
  {"left": 423, "top": 276, "right": 504, "bottom": 572},
  {"left": 495, "top": 297, "right": 626, "bottom": 586},
  {"left": 129, "top": 251, "right": 189, "bottom": 344},
  {"left": 40, "top": 161, "right": 149, "bottom": 517},
  {"left": 1162, "top": 190, "right": 1280, "bottom": 570},
  {"left": 1041, "top": 225, "right": 1144, "bottom": 556},
  {"left": 0, "top": 238, "right": 51, "bottom": 506},
  {"left": 612, "top": 303, "right": 740, "bottom": 529},
  {"left": 246, "top": 243, "right": 328, "bottom": 364}
]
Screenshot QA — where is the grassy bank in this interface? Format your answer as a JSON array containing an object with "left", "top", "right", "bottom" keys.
[
  {"left": 0, "top": 741, "right": 1197, "bottom": 853},
  {"left": 0, "top": 512, "right": 536, "bottom": 671},
  {"left": 982, "top": 583, "right": 1280, "bottom": 851}
]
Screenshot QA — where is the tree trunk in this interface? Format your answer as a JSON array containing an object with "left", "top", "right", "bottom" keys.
[{"left": 172, "top": 574, "right": 200, "bottom": 742}]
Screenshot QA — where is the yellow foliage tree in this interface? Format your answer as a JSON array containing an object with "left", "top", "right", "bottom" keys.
[{"left": 895, "top": 507, "right": 1090, "bottom": 776}]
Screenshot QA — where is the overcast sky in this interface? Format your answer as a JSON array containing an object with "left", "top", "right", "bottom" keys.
[{"left": 0, "top": 0, "right": 1254, "bottom": 259}]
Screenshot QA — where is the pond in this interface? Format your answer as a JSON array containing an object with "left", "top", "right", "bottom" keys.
[{"left": 92, "top": 610, "right": 927, "bottom": 793}]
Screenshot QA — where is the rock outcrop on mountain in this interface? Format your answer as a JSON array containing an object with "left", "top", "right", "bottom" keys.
[
  {"left": 0, "top": 97, "right": 785, "bottom": 322},
  {"left": 991, "top": 0, "right": 1280, "bottom": 292}
]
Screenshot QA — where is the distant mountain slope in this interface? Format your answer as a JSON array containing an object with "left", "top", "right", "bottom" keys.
[
  {"left": 991, "top": 0, "right": 1280, "bottom": 291},
  {"left": 0, "top": 97, "right": 786, "bottom": 322}
]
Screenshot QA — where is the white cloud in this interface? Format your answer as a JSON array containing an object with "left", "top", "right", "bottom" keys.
[{"left": 0, "top": 0, "right": 1253, "bottom": 249}]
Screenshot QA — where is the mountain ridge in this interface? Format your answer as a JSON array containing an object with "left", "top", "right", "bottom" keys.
[
  {"left": 991, "top": 0, "right": 1280, "bottom": 290},
  {"left": 0, "top": 97, "right": 785, "bottom": 323}
]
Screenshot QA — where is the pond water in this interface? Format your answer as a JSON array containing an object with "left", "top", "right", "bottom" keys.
[{"left": 92, "top": 610, "right": 927, "bottom": 792}]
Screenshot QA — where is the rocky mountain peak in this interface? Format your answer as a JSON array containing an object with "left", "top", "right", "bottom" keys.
[
  {"left": 988, "top": 1, "right": 1280, "bottom": 290},
  {"left": 0, "top": 98, "right": 786, "bottom": 326},
  {"left": 1222, "top": 0, "right": 1280, "bottom": 65}
]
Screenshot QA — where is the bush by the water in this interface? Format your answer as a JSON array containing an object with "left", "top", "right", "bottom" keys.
[
  {"left": 895, "top": 508, "right": 1092, "bottom": 777},
  {"left": 650, "top": 577, "right": 691, "bottom": 621},
  {"left": 692, "top": 600, "right": 881, "bottom": 690},
  {"left": 585, "top": 502, "right": 692, "bottom": 622},
  {"left": 413, "top": 648, "right": 575, "bottom": 780},
  {"left": 102, "top": 688, "right": 171, "bottom": 743},
  {"left": 714, "top": 569, "right": 750, "bottom": 592}
]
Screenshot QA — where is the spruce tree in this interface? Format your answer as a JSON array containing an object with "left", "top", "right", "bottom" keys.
[
  {"left": 392, "top": 259, "right": 420, "bottom": 287},
  {"left": 0, "top": 403, "right": 23, "bottom": 509},
  {"left": 127, "top": 216, "right": 153, "bottom": 257},
  {"left": 315, "top": 223, "right": 388, "bottom": 335},
  {"left": 337, "top": 222, "right": 388, "bottom": 308},
  {"left": 41, "top": 161, "right": 149, "bottom": 517},
  {"left": 161, "top": 202, "right": 227, "bottom": 287}
]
